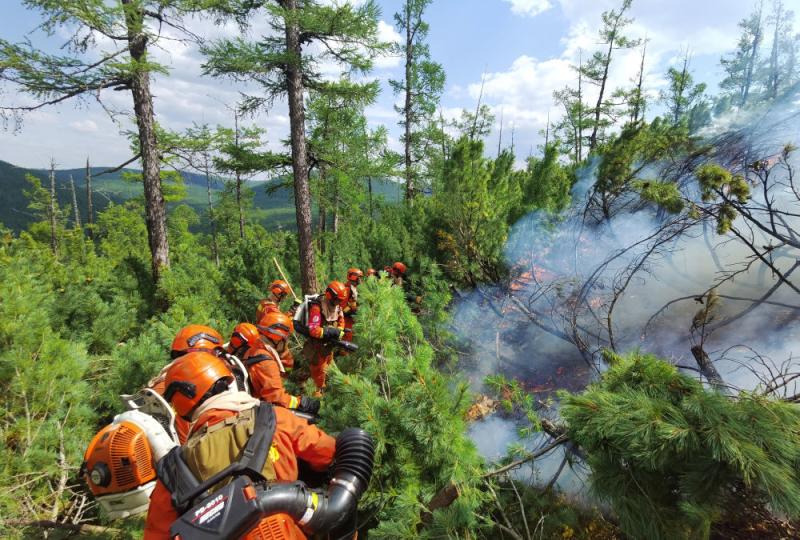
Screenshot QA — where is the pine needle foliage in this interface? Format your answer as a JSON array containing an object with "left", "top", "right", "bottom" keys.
[
  {"left": 321, "top": 277, "right": 488, "bottom": 538},
  {"left": 561, "top": 351, "right": 800, "bottom": 540}
]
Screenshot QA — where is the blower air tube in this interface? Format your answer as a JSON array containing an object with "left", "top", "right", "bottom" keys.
[{"left": 256, "top": 428, "right": 375, "bottom": 534}]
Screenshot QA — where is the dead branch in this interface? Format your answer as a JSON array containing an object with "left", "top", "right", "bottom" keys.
[{"left": 483, "top": 435, "right": 569, "bottom": 478}]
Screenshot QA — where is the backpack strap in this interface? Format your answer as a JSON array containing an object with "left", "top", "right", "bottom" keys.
[
  {"left": 243, "top": 354, "right": 272, "bottom": 368},
  {"left": 158, "top": 403, "right": 278, "bottom": 513},
  {"left": 156, "top": 446, "right": 202, "bottom": 514}
]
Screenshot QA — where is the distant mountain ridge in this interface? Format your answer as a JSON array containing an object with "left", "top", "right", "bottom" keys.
[{"left": 0, "top": 159, "right": 401, "bottom": 233}]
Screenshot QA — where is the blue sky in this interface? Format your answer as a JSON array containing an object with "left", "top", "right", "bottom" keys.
[{"left": 1, "top": 0, "right": 798, "bottom": 170}]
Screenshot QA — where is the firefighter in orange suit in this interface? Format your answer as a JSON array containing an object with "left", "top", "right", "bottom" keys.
[
  {"left": 242, "top": 312, "right": 320, "bottom": 415},
  {"left": 256, "top": 279, "right": 291, "bottom": 321},
  {"left": 342, "top": 268, "right": 363, "bottom": 343},
  {"left": 147, "top": 324, "right": 226, "bottom": 444},
  {"left": 304, "top": 281, "right": 348, "bottom": 393},
  {"left": 390, "top": 261, "right": 407, "bottom": 288},
  {"left": 142, "top": 351, "right": 338, "bottom": 540}
]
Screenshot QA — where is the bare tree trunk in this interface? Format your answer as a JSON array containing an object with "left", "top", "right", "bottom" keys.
[
  {"left": 318, "top": 167, "right": 327, "bottom": 254},
  {"left": 332, "top": 178, "right": 339, "bottom": 235},
  {"left": 234, "top": 111, "right": 245, "bottom": 239},
  {"left": 742, "top": 0, "right": 764, "bottom": 106},
  {"left": 367, "top": 176, "right": 374, "bottom": 220},
  {"left": 284, "top": 0, "right": 318, "bottom": 295},
  {"left": 589, "top": 39, "right": 614, "bottom": 153},
  {"left": 633, "top": 39, "right": 647, "bottom": 123},
  {"left": 69, "top": 175, "right": 81, "bottom": 229},
  {"left": 123, "top": 0, "right": 170, "bottom": 283},
  {"left": 403, "top": 2, "right": 414, "bottom": 203},
  {"left": 768, "top": 1, "right": 783, "bottom": 99},
  {"left": 205, "top": 158, "right": 220, "bottom": 267},
  {"left": 85, "top": 157, "right": 93, "bottom": 239},
  {"left": 577, "top": 50, "right": 583, "bottom": 161},
  {"left": 48, "top": 159, "right": 58, "bottom": 255}
]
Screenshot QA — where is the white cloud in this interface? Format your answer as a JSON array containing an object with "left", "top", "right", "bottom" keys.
[
  {"left": 69, "top": 119, "right": 99, "bottom": 133},
  {"left": 502, "top": 0, "right": 553, "bottom": 17},
  {"left": 375, "top": 20, "right": 402, "bottom": 69}
]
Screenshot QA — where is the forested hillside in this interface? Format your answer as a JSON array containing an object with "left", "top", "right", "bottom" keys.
[
  {"left": 1, "top": 0, "right": 800, "bottom": 539},
  {"left": 0, "top": 159, "right": 402, "bottom": 232}
]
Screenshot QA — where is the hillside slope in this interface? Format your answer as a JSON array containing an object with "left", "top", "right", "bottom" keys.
[{"left": 0, "top": 159, "right": 401, "bottom": 233}]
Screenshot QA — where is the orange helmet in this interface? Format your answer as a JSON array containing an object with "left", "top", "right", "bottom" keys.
[
  {"left": 257, "top": 312, "right": 294, "bottom": 343},
  {"left": 325, "top": 280, "right": 350, "bottom": 306},
  {"left": 163, "top": 351, "right": 233, "bottom": 419},
  {"left": 270, "top": 279, "right": 290, "bottom": 300},
  {"left": 228, "top": 322, "right": 260, "bottom": 354},
  {"left": 392, "top": 262, "right": 407, "bottom": 276},
  {"left": 347, "top": 267, "right": 364, "bottom": 283},
  {"left": 170, "top": 325, "right": 223, "bottom": 359},
  {"left": 366, "top": 268, "right": 377, "bottom": 277}
]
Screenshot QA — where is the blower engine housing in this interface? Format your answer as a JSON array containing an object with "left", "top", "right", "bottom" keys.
[{"left": 83, "top": 410, "right": 177, "bottom": 519}]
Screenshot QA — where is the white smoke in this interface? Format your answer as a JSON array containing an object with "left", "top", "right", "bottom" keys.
[{"left": 457, "top": 90, "right": 800, "bottom": 486}]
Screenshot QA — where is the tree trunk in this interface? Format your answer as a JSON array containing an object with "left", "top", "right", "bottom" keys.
[
  {"left": 589, "top": 39, "right": 615, "bottom": 153},
  {"left": 85, "top": 157, "right": 94, "bottom": 239},
  {"left": 234, "top": 111, "right": 245, "bottom": 239},
  {"left": 768, "top": 2, "right": 782, "bottom": 99},
  {"left": 318, "top": 167, "right": 327, "bottom": 254},
  {"left": 205, "top": 158, "right": 220, "bottom": 267},
  {"left": 632, "top": 40, "right": 646, "bottom": 123},
  {"left": 123, "top": 0, "right": 170, "bottom": 283},
  {"left": 674, "top": 52, "right": 690, "bottom": 123},
  {"left": 742, "top": 1, "right": 764, "bottom": 106},
  {"left": 332, "top": 177, "right": 339, "bottom": 235},
  {"left": 284, "top": 0, "right": 318, "bottom": 295},
  {"left": 577, "top": 50, "right": 583, "bottom": 161},
  {"left": 48, "top": 159, "right": 58, "bottom": 255},
  {"left": 403, "top": 2, "right": 414, "bottom": 202},
  {"left": 691, "top": 345, "right": 730, "bottom": 394},
  {"left": 367, "top": 176, "right": 374, "bottom": 220},
  {"left": 69, "top": 175, "right": 81, "bottom": 229}
]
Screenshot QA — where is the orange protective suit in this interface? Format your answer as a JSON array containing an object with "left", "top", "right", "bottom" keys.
[
  {"left": 342, "top": 281, "right": 358, "bottom": 343},
  {"left": 256, "top": 293, "right": 282, "bottom": 321},
  {"left": 242, "top": 344, "right": 301, "bottom": 409},
  {"left": 143, "top": 404, "right": 336, "bottom": 540},
  {"left": 305, "top": 298, "right": 344, "bottom": 391}
]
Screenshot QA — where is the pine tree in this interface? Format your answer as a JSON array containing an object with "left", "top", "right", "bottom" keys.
[
  {"left": 390, "top": 0, "right": 446, "bottom": 202},
  {"left": 202, "top": 0, "right": 386, "bottom": 294},
  {"left": 562, "top": 351, "right": 800, "bottom": 540}
]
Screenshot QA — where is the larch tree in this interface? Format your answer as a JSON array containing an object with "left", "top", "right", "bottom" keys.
[
  {"left": 553, "top": 52, "right": 588, "bottom": 163},
  {"left": 160, "top": 124, "right": 226, "bottom": 267},
  {"left": 612, "top": 37, "right": 649, "bottom": 125},
  {"left": 214, "top": 117, "right": 271, "bottom": 240},
  {"left": 202, "top": 0, "right": 385, "bottom": 294},
  {"left": 582, "top": 0, "right": 640, "bottom": 152},
  {"left": 390, "top": 0, "right": 445, "bottom": 202},
  {"left": 0, "top": 0, "right": 201, "bottom": 283},
  {"left": 721, "top": 1, "right": 765, "bottom": 106},
  {"left": 306, "top": 79, "right": 393, "bottom": 267},
  {"left": 660, "top": 50, "right": 706, "bottom": 125}
]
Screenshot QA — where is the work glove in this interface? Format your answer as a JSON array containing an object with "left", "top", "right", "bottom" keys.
[
  {"left": 323, "top": 327, "right": 344, "bottom": 341},
  {"left": 298, "top": 396, "right": 321, "bottom": 415}
]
